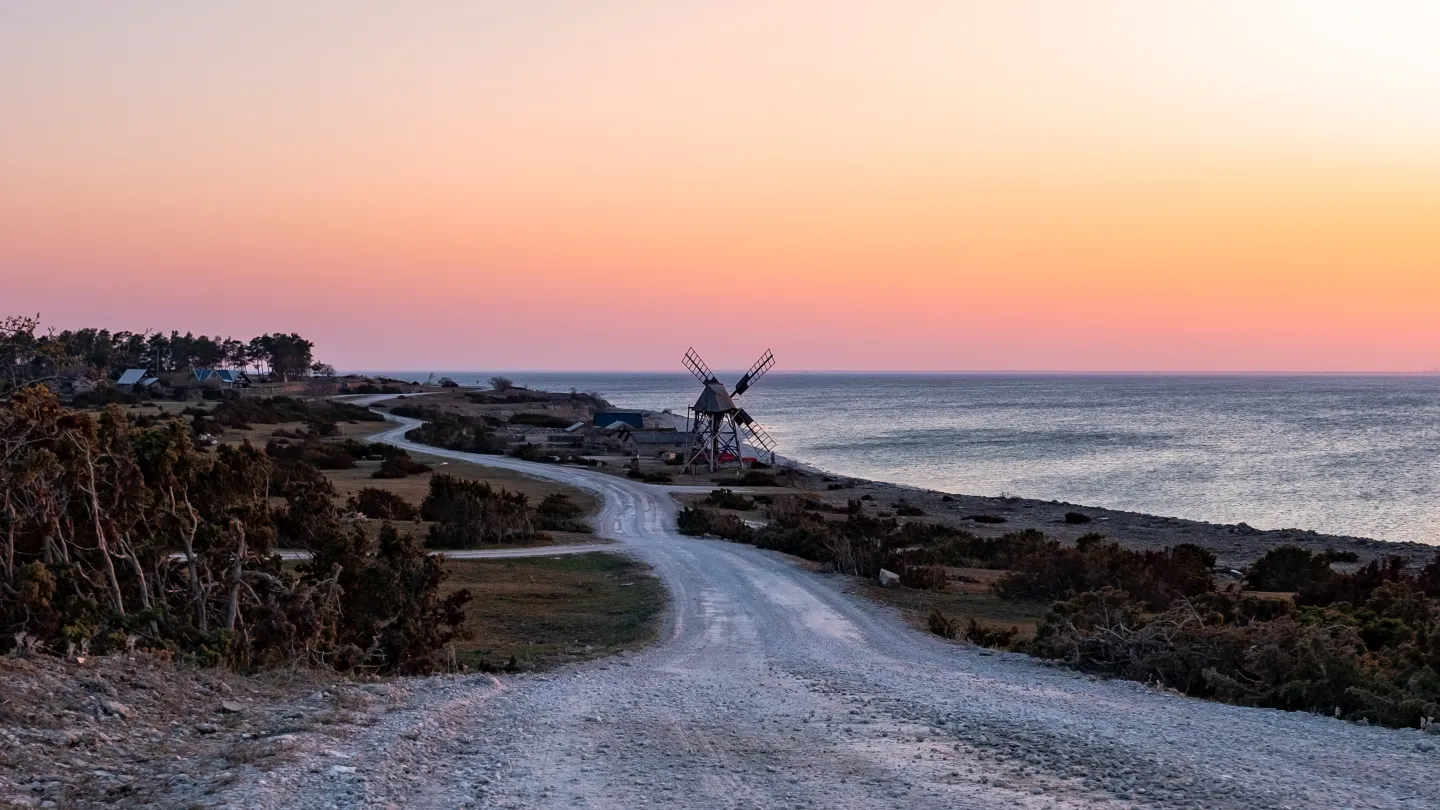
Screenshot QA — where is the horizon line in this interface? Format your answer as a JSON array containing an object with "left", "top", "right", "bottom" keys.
[{"left": 341, "top": 368, "right": 1440, "bottom": 377}]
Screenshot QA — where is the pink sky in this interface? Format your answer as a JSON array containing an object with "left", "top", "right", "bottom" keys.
[{"left": 4, "top": 2, "right": 1440, "bottom": 372}]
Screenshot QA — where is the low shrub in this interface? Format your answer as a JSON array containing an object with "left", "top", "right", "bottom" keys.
[
  {"left": 1064, "top": 511, "right": 1092, "bottom": 524},
  {"left": 421, "top": 475, "right": 538, "bottom": 548},
  {"left": 1244, "top": 545, "right": 1358, "bottom": 592},
  {"left": 265, "top": 438, "right": 357, "bottom": 470},
  {"left": 994, "top": 535, "right": 1215, "bottom": 611},
  {"left": 676, "top": 507, "right": 753, "bottom": 541},
  {"left": 346, "top": 487, "right": 420, "bottom": 521},
  {"left": 894, "top": 501, "right": 924, "bottom": 517},
  {"left": 404, "top": 411, "right": 507, "bottom": 455},
  {"left": 211, "top": 396, "right": 384, "bottom": 428},
  {"left": 705, "top": 488, "right": 754, "bottom": 510},
  {"left": 372, "top": 452, "right": 432, "bottom": 479},
  {"left": 535, "top": 493, "right": 590, "bottom": 533},
  {"left": 736, "top": 470, "right": 777, "bottom": 487},
  {"left": 509, "top": 444, "right": 552, "bottom": 462},
  {"left": 967, "top": 514, "right": 1007, "bottom": 524}
]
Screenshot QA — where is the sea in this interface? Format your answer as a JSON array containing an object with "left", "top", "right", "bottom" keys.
[{"left": 365, "top": 372, "right": 1440, "bottom": 546}]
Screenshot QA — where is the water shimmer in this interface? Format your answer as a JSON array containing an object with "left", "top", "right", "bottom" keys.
[{"left": 366, "top": 373, "right": 1440, "bottom": 546}]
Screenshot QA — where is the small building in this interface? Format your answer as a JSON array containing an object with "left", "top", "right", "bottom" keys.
[
  {"left": 117, "top": 368, "right": 147, "bottom": 387},
  {"left": 116, "top": 368, "right": 156, "bottom": 394},
  {"left": 191, "top": 369, "right": 252, "bottom": 389},
  {"left": 621, "top": 427, "right": 685, "bottom": 456},
  {"left": 594, "top": 411, "right": 645, "bottom": 429}
]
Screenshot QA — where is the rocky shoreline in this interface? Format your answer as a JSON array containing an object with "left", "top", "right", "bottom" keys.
[{"left": 642, "top": 409, "right": 1436, "bottom": 571}]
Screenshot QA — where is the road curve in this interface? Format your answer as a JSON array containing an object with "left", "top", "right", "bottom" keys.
[{"left": 242, "top": 407, "right": 1439, "bottom": 809}]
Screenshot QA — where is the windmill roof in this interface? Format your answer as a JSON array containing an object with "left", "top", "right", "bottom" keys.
[{"left": 694, "top": 382, "right": 736, "bottom": 414}]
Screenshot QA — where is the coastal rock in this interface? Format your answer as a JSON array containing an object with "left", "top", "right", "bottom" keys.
[
  {"left": 218, "top": 700, "right": 245, "bottom": 714},
  {"left": 99, "top": 700, "right": 132, "bottom": 720},
  {"left": 877, "top": 570, "right": 900, "bottom": 587}
]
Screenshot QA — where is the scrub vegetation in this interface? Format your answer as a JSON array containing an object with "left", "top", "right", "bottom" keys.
[{"left": 0, "top": 386, "right": 469, "bottom": 674}]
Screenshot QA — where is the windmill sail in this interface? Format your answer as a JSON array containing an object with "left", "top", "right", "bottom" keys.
[
  {"left": 682, "top": 347, "right": 717, "bottom": 383},
  {"left": 742, "top": 421, "right": 777, "bottom": 455},
  {"left": 733, "top": 349, "right": 775, "bottom": 396}
]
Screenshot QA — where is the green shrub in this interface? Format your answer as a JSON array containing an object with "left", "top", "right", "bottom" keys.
[
  {"left": 421, "top": 474, "right": 537, "bottom": 547},
  {"left": 404, "top": 411, "right": 507, "bottom": 455},
  {"left": 535, "top": 493, "right": 590, "bottom": 533},
  {"left": 1244, "top": 545, "right": 1356, "bottom": 592},
  {"left": 346, "top": 487, "right": 420, "bottom": 521},
  {"left": 372, "top": 452, "right": 432, "bottom": 479},
  {"left": 705, "top": 488, "right": 754, "bottom": 510},
  {"left": 994, "top": 536, "right": 1215, "bottom": 611},
  {"left": 676, "top": 507, "right": 752, "bottom": 541}
]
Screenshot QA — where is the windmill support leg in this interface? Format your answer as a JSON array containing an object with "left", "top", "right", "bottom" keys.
[{"left": 733, "top": 419, "right": 745, "bottom": 470}]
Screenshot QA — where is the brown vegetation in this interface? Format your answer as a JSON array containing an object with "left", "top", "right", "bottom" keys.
[{"left": 0, "top": 386, "right": 467, "bottom": 674}]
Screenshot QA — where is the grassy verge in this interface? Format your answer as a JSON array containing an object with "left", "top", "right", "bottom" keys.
[
  {"left": 442, "top": 552, "right": 665, "bottom": 672},
  {"left": 852, "top": 571, "right": 1049, "bottom": 642}
]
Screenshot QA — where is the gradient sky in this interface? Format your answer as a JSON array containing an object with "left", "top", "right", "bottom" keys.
[{"left": 4, "top": 1, "right": 1440, "bottom": 372}]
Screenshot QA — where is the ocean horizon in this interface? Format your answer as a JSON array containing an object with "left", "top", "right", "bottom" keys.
[{"left": 354, "top": 371, "right": 1440, "bottom": 547}]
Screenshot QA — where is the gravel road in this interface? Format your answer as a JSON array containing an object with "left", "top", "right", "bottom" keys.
[{"left": 223, "top": 411, "right": 1440, "bottom": 810}]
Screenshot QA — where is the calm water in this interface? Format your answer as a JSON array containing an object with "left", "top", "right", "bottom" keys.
[{"left": 370, "top": 372, "right": 1440, "bottom": 545}]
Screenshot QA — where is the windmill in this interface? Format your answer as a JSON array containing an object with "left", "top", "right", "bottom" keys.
[{"left": 681, "top": 347, "right": 778, "bottom": 472}]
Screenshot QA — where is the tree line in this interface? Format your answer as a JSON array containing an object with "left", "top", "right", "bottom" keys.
[{"left": 2, "top": 314, "right": 327, "bottom": 394}]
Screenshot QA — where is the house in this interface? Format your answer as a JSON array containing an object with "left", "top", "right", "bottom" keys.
[
  {"left": 114, "top": 368, "right": 164, "bottom": 396},
  {"left": 621, "top": 427, "right": 685, "bottom": 456},
  {"left": 116, "top": 368, "right": 148, "bottom": 388},
  {"left": 191, "top": 369, "right": 252, "bottom": 389}
]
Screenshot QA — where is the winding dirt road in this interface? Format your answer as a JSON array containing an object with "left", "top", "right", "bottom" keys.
[{"left": 231, "top": 410, "right": 1440, "bottom": 810}]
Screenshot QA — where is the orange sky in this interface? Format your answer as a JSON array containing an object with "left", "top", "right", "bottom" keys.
[{"left": 3, "top": 1, "right": 1440, "bottom": 371}]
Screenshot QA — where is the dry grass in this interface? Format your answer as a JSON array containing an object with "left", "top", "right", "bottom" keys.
[
  {"left": 441, "top": 552, "right": 665, "bottom": 672},
  {"left": 325, "top": 453, "right": 596, "bottom": 515},
  {"left": 852, "top": 574, "right": 1048, "bottom": 641}
]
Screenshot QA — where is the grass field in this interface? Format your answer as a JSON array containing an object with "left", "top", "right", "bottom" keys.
[
  {"left": 325, "top": 450, "right": 598, "bottom": 515},
  {"left": 442, "top": 552, "right": 665, "bottom": 672},
  {"left": 847, "top": 566, "right": 1049, "bottom": 642}
]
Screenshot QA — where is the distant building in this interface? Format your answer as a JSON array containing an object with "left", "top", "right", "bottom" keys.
[
  {"left": 191, "top": 369, "right": 251, "bottom": 389},
  {"left": 116, "top": 368, "right": 164, "bottom": 395},
  {"left": 621, "top": 427, "right": 685, "bottom": 456},
  {"left": 593, "top": 411, "right": 645, "bottom": 429}
]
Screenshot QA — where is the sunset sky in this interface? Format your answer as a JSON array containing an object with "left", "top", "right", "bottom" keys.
[{"left": 4, "top": 2, "right": 1440, "bottom": 372}]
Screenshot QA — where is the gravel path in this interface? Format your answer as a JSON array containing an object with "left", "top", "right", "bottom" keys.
[{"left": 219, "top": 412, "right": 1440, "bottom": 810}]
